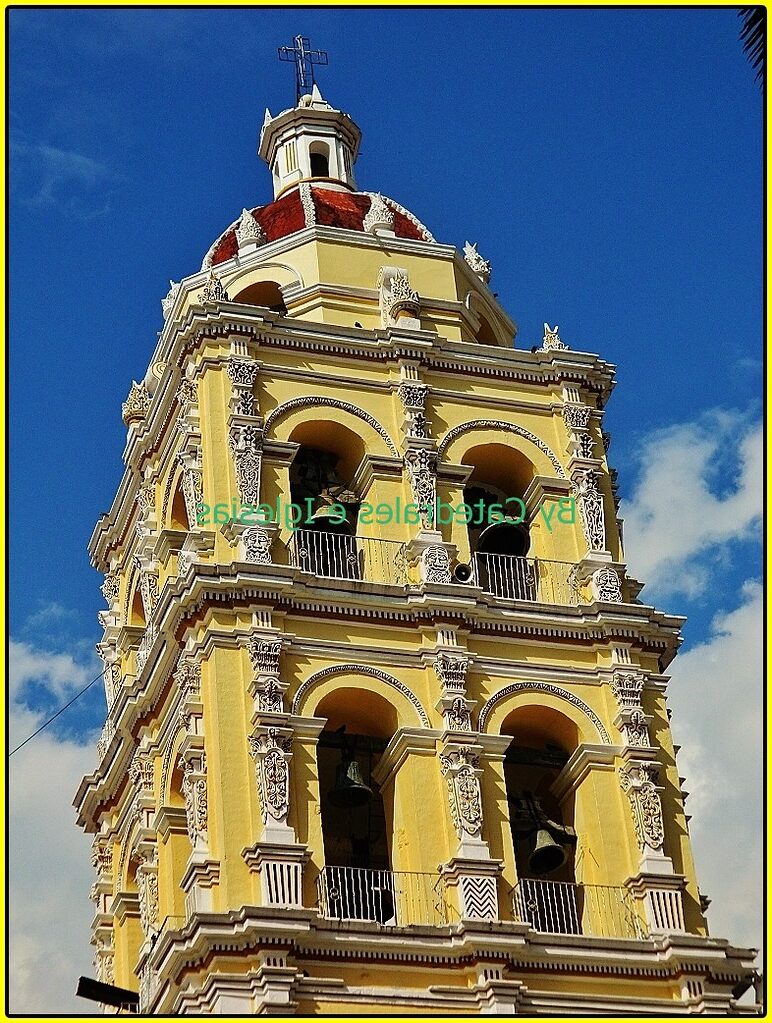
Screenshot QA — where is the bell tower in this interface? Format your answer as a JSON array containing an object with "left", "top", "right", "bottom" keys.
[{"left": 75, "top": 51, "right": 759, "bottom": 1016}]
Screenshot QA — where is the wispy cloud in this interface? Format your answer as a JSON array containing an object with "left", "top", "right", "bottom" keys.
[
  {"left": 9, "top": 620, "right": 102, "bottom": 1013},
  {"left": 620, "top": 408, "right": 762, "bottom": 598},
  {"left": 11, "top": 139, "right": 121, "bottom": 219}
]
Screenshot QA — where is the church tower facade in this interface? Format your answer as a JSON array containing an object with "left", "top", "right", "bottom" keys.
[{"left": 75, "top": 64, "right": 759, "bottom": 1015}]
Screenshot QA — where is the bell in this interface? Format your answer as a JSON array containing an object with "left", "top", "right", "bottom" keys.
[
  {"left": 528, "top": 828, "right": 567, "bottom": 875},
  {"left": 329, "top": 755, "right": 373, "bottom": 808}
]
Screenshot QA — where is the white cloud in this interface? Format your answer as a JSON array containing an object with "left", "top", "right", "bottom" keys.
[
  {"left": 11, "top": 139, "right": 119, "bottom": 218},
  {"left": 667, "top": 580, "right": 763, "bottom": 956},
  {"left": 620, "top": 410, "right": 762, "bottom": 598},
  {"left": 9, "top": 637, "right": 102, "bottom": 1013}
]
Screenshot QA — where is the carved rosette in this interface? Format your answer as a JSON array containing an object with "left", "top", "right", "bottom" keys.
[
  {"left": 405, "top": 447, "right": 437, "bottom": 528},
  {"left": 463, "top": 241, "right": 492, "bottom": 283},
  {"left": 541, "top": 322, "right": 568, "bottom": 352},
  {"left": 610, "top": 671, "right": 650, "bottom": 747},
  {"left": 439, "top": 746, "right": 484, "bottom": 838},
  {"left": 122, "top": 380, "right": 150, "bottom": 425},
  {"left": 229, "top": 423, "right": 264, "bottom": 508},
  {"left": 421, "top": 544, "right": 452, "bottom": 584},
  {"left": 178, "top": 449, "right": 204, "bottom": 529},
  {"left": 247, "top": 637, "right": 285, "bottom": 713},
  {"left": 180, "top": 750, "right": 208, "bottom": 849},
  {"left": 248, "top": 729, "right": 293, "bottom": 825},
  {"left": 592, "top": 565, "right": 622, "bottom": 603},
  {"left": 620, "top": 763, "right": 665, "bottom": 852},
  {"left": 398, "top": 382, "right": 429, "bottom": 439},
  {"left": 572, "top": 468, "right": 606, "bottom": 552}
]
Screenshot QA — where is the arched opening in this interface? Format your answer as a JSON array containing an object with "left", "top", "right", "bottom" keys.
[
  {"left": 475, "top": 311, "right": 499, "bottom": 345},
  {"left": 170, "top": 481, "right": 189, "bottom": 531},
  {"left": 129, "top": 589, "right": 146, "bottom": 628},
  {"left": 232, "top": 280, "right": 287, "bottom": 313},
  {"left": 288, "top": 421, "right": 365, "bottom": 580},
  {"left": 462, "top": 443, "right": 537, "bottom": 599},
  {"left": 309, "top": 142, "right": 330, "bottom": 178},
  {"left": 502, "top": 705, "right": 582, "bottom": 933},
  {"left": 315, "top": 688, "right": 398, "bottom": 922}
]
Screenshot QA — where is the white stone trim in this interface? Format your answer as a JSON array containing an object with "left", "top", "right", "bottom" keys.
[
  {"left": 478, "top": 681, "right": 611, "bottom": 742},
  {"left": 291, "top": 664, "right": 430, "bottom": 726},
  {"left": 437, "top": 419, "right": 566, "bottom": 478}
]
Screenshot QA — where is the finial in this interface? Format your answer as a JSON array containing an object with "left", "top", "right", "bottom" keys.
[
  {"left": 541, "top": 323, "right": 568, "bottom": 351},
  {"left": 463, "top": 242, "right": 492, "bottom": 284}
]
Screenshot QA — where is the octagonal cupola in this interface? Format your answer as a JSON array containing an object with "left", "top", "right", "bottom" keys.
[{"left": 259, "top": 84, "right": 361, "bottom": 199}]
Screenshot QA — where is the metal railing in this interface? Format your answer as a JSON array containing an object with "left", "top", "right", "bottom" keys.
[
  {"left": 473, "top": 553, "right": 578, "bottom": 605},
  {"left": 290, "top": 529, "right": 408, "bottom": 586},
  {"left": 317, "top": 865, "right": 448, "bottom": 927},
  {"left": 512, "top": 878, "right": 647, "bottom": 940}
]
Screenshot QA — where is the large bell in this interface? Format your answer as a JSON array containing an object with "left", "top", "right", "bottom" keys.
[
  {"left": 528, "top": 828, "right": 567, "bottom": 875},
  {"left": 329, "top": 755, "right": 373, "bottom": 808}
]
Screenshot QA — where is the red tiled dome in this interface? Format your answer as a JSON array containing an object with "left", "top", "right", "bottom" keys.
[{"left": 202, "top": 186, "right": 434, "bottom": 269}]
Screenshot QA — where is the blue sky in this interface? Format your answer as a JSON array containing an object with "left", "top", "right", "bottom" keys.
[{"left": 8, "top": 8, "right": 763, "bottom": 1011}]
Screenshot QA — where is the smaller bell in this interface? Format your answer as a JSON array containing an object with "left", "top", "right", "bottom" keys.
[
  {"left": 329, "top": 755, "right": 373, "bottom": 808},
  {"left": 528, "top": 828, "right": 567, "bottom": 875}
]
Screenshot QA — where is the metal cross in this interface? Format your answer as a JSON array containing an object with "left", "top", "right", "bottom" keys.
[{"left": 278, "top": 35, "right": 328, "bottom": 102}]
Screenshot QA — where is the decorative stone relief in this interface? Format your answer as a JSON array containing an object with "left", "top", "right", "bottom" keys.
[
  {"left": 421, "top": 544, "right": 451, "bottom": 584},
  {"left": 136, "top": 847, "right": 160, "bottom": 938},
  {"left": 161, "top": 280, "right": 181, "bottom": 319},
  {"left": 134, "top": 558, "right": 160, "bottom": 621},
  {"left": 101, "top": 572, "right": 119, "bottom": 606},
  {"left": 434, "top": 652, "right": 469, "bottom": 694},
  {"left": 404, "top": 447, "right": 437, "bottom": 528},
  {"left": 96, "top": 719, "right": 116, "bottom": 761},
  {"left": 227, "top": 358, "right": 259, "bottom": 417},
  {"left": 180, "top": 750, "right": 208, "bottom": 849},
  {"left": 439, "top": 747, "right": 484, "bottom": 839},
  {"left": 248, "top": 729, "right": 293, "bottom": 826},
  {"left": 176, "top": 377, "right": 198, "bottom": 432},
  {"left": 363, "top": 193, "right": 395, "bottom": 234},
  {"left": 610, "top": 671, "right": 650, "bottom": 747},
  {"left": 592, "top": 565, "right": 622, "bottom": 602},
  {"left": 379, "top": 266, "right": 420, "bottom": 327},
  {"left": 299, "top": 182, "right": 316, "bottom": 227},
  {"left": 540, "top": 322, "right": 568, "bottom": 352},
  {"left": 563, "top": 402, "right": 595, "bottom": 461},
  {"left": 398, "top": 382, "right": 429, "bottom": 439},
  {"left": 620, "top": 763, "right": 665, "bottom": 852},
  {"left": 94, "top": 935, "right": 115, "bottom": 985},
  {"left": 229, "top": 423, "right": 263, "bottom": 508},
  {"left": 199, "top": 270, "right": 228, "bottom": 304},
  {"left": 243, "top": 526, "right": 273, "bottom": 564},
  {"left": 178, "top": 449, "right": 204, "bottom": 529},
  {"left": 248, "top": 637, "right": 285, "bottom": 713},
  {"left": 122, "top": 381, "right": 150, "bottom": 425},
  {"left": 463, "top": 241, "right": 492, "bottom": 284},
  {"left": 572, "top": 469, "right": 606, "bottom": 551},
  {"left": 129, "top": 752, "right": 154, "bottom": 797},
  {"left": 235, "top": 208, "right": 266, "bottom": 247},
  {"left": 445, "top": 697, "right": 473, "bottom": 732}
]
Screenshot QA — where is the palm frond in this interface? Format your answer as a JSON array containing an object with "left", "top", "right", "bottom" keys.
[{"left": 739, "top": 7, "right": 766, "bottom": 86}]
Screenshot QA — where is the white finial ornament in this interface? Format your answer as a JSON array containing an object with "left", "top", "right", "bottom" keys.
[
  {"left": 463, "top": 242, "right": 492, "bottom": 284},
  {"left": 161, "top": 280, "right": 181, "bottom": 319},
  {"left": 541, "top": 323, "right": 568, "bottom": 351},
  {"left": 200, "top": 271, "right": 228, "bottom": 305},
  {"left": 235, "top": 209, "right": 266, "bottom": 249},
  {"left": 363, "top": 193, "right": 395, "bottom": 235}
]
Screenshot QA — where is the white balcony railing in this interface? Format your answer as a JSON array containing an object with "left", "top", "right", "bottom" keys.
[
  {"left": 317, "top": 865, "right": 448, "bottom": 927},
  {"left": 473, "top": 553, "right": 578, "bottom": 605},
  {"left": 512, "top": 878, "right": 647, "bottom": 940},
  {"left": 290, "top": 529, "right": 408, "bottom": 586}
]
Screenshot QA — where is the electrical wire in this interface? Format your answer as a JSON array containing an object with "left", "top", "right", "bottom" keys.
[{"left": 9, "top": 666, "right": 107, "bottom": 757}]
